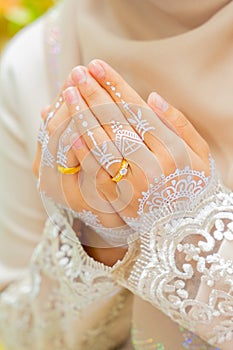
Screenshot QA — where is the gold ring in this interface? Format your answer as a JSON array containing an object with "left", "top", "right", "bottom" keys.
[
  {"left": 111, "top": 159, "right": 129, "bottom": 183},
  {"left": 57, "top": 164, "right": 81, "bottom": 175}
]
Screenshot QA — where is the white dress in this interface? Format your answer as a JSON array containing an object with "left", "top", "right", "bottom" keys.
[{"left": 0, "top": 3, "right": 233, "bottom": 350}]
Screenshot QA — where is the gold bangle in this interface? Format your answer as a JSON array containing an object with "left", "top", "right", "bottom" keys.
[
  {"left": 111, "top": 159, "right": 129, "bottom": 183},
  {"left": 57, "top": 164, "right": 81, "bottom": 175}
]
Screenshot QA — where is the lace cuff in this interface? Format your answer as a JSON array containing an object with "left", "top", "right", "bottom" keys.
[
  {"left": 112, "top": 175, "right": 233, "bottom": 349},
  {"left": 0, "top": 212, "right": 132, "bottom": 350}
]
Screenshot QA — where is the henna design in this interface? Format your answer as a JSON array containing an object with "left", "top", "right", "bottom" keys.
[{"left": 106, "top": 81, "right": 155, "bottom": 140}]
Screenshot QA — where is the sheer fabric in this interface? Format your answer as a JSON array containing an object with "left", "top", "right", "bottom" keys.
[{"left": 0, "top": 1, "right": 233, "bottom": 349}]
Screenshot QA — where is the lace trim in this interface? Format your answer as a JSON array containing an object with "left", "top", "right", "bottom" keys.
[
  {"left": 113, "top": 182, "right": 233, "bottom": 347},
  {"left": 123, "top": 156, "right": 219, "bottom": 234},
  {"left": 132, "top": 326, "right": 220, "bottom": 349},
  {"left": 0, "top": 212, "right": 132, "bottom": 349}
]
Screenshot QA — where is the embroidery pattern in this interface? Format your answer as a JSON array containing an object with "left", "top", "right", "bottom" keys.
[
  {"left": 114, "top": 165, "right": 233, "bottom": 347},
  {"left": 0, "top": 213, "right": 131, "bottom": 349},
  {"left": 123, "top": 157, "right": 215, "bottom": 234}
]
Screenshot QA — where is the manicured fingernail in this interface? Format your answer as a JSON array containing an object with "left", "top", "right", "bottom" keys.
[
  {"left": 89, "top": 60, "right": 105, "bottom": 79},
  {"left": 72, "top": 66, "right": 88, "bottom": 84},
  {"left": 150, "top": 92, "right": 169, "bottom": 112},
  {"left": 70, "top": 132, "right": 83, "bottom": 150},
  {"left": 63, "top": 87, "right": 80, "bottom": 105}
]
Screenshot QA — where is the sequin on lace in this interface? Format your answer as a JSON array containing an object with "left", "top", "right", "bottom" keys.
[
  {"left": 132, "top": 326, "right": 221, "bottom": 349},
  {"left": 132, "top": 327, "right": 165, "bottom": 349},
  {"left": 179, "top": 327, "right": 221, "bottom": 350}
]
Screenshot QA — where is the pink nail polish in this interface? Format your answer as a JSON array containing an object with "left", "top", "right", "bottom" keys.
[
  {"left": 63, "top": 87, "right": 80, "bottom": 105},
  {"left": 72, "top": 67, "right": 87, "bottom": 84},
  {"left": 89, "top": 60, "right": 105, "bottom": 79},
  {"left": 150, "top": 92, "right": 169, "bottom": 112},
  {"left": 70, "top": 132, "right": 83, "bottom": 150}
]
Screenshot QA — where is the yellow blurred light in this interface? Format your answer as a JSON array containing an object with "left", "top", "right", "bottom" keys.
[{"left": 0, "top": 0, "right": 21, "bottom": 15}]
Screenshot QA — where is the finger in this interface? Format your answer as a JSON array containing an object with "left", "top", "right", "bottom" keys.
[
  {"left": 71, "top": 66, "right": 171, "bottom": 177},
  {"left": 88, "top": 59, "right": 189, "bottom": 171},
  {"left": 36, "top": 76, "right": 75, "bottom": 177},
  {"left": 41, "top": 75, "right": 74, "bottom": 132},
  {"left": 62, "top": 85, "right": 123, "bottom": 178},
  {"left": 63, "top": 87, "right": 115, "bottom": 184},
  {"left": 147, "top": 91, "right": 210, "bottom": 160},
  {"left": 71, "top": 66, "right": 144, "bottom": 162}
]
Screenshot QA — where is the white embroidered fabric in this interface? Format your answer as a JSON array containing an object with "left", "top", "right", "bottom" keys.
[
  {"left": 112, "top": 167, "right": 233, "bottom": 349},
  {"left": 0, "top": 212, "right": 133, "bottom": 350},
  {"left": 123, "top": 157, "right": 216, "bottom": 234}
]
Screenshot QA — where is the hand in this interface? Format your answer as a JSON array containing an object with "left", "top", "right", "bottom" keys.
[
  {"left": 33, "top": 60, "right": 211, "bottom": 253},
  {"left": 63, "top": 60, "right": 211, "bottom": 231}
]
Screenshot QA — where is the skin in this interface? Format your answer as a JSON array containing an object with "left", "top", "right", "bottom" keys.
[{"left": 33, "top": 59, "right": 210, "bottom": 266}]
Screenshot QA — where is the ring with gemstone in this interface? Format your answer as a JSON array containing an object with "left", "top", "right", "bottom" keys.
[{"left": 111, "top": 159, "right": 129, "bottom": 183}]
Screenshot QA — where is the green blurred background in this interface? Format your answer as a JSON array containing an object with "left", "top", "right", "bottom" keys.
[
  {"left": 0, "top": 0, "right": 56, "bottom": 51},
  {"left": 0, "top": 2, "right": 57, "bottom": 349}
]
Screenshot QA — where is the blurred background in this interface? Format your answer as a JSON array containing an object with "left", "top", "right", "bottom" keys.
[
  {"left": 0, "top": 1, "right": 56, "bottom": 349},
  {"left": 0, "top": 0, "right": 56, "bottom": 52}
]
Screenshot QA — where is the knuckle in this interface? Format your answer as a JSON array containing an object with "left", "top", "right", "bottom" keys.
[
  {"left": 173, "top": 110, "right": 189, "bottom": 129},
  {"left": 84, "top": 86, "right": 98, "bottom": 100}
]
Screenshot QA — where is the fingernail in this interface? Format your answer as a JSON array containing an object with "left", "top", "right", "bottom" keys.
[
  {"left": 72, "top": 66, "right": 88, "bottom": 84},
  {"left": 63, "top": 87, "right": 80, "bottom": 105},
  {"left": 89, "top": 60, "right": 105, "bottom": 79},
  {"left": 150, "top": 92, "right": 169, "bottom": 112},
  {"left": 70, "top": 132, "right": 83, "bottom": 150}
]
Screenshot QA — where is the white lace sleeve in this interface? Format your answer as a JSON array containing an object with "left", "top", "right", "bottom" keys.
[
  {"left": 0, "top": 212, "right": 133, "bottom": 350},
  {"left": 112, "top": 166, "right": 233, "bottom": 350}
]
